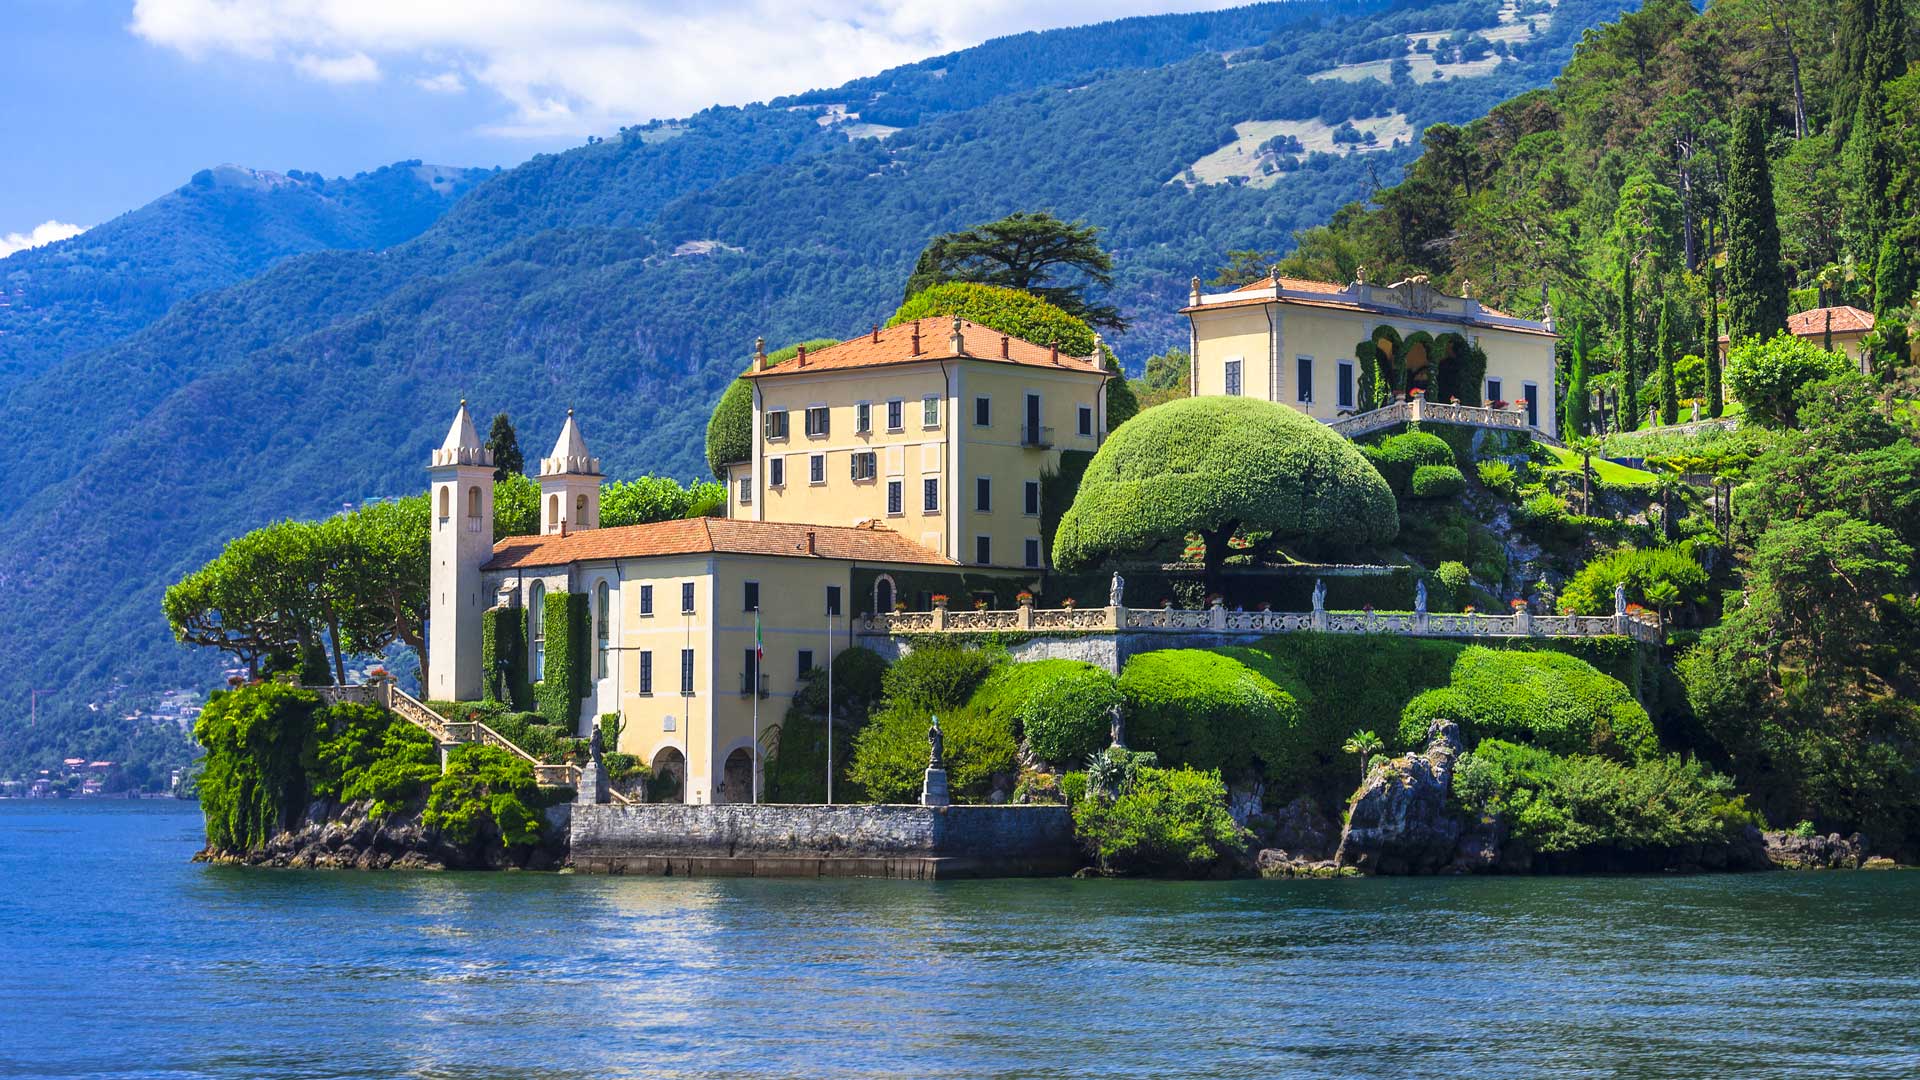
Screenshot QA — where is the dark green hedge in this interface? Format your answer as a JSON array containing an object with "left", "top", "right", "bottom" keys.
[
  {"left": 1116, "top": 649, "right": 1304, "bottom": 779},
  {"left": 1360, "top": 430, "right": 1457, "bottom": 495},
  {"left": 972, "top": 659, "right": 1118, "bottom": 765},
  {"left": 1410, "top": 464, "right": 1466, "bottom": 499},
  {"left": 1400, "top": 646, "right": 1656, "bottom": 760},
  {"left": 535, "top": 591, "right": 590, "bottom": 729}
]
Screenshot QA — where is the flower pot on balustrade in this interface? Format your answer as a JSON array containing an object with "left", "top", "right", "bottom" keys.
[
  {"left": 1209, "top": 597, "right": 1227, "bottom": 630},
  {"left": 932, "top": 594, "right": 949, "bottom": 631},
  {"left": 1017, "top": 592, "right": 1035, "bottom": 629}
]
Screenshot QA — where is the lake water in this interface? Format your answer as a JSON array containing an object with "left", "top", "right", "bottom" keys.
[{"left": 5, "top": 801, "right": 1919, "bottom": 1079}]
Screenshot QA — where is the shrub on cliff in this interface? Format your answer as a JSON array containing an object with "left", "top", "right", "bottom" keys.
[
  {"left": 1072, "top": 765, "right": 1250, "bottom": 876},
  {"left": 1410, "top": 463, "right": 1467, "bottom": 499},
  {"left": 1723, "top": 332, "right": 1852, "bottom": 427},
  {"left": 881, "top": 643, "right": 996, "bottom": 713},
  {"left": 422, "top": 744, "right": 543, "bottom": 850},
  {"left": 1452, "top": 740, "right": 1754, "bottom": 854},
  {"left": 1361, "top": 430, "right": 1458, "bottom": 494},
  {"left": 1401, "top": 647, "right": 1656, "bottom": 759},
  {"left": 1559, "top": 543, "right": 1708, "bottom": 616},
  {"left": 311, "top": 701, "right": 438, "bottom": 819},
  {"left": 1117, "top": 649, "right": 1303, "bottom": 777},
  {"left": 194, "top": 682, "right": 324, "bottom": 851},
  {"left": 971, "top": 659, "right": 1119, "bottom": 765},
  {"left": 847, "top": 701, "right": 1017, "bottom": 803}
]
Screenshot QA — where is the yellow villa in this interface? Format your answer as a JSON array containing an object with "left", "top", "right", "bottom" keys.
[
  {"left": 1181, "top": 271, "right": 1560, "bottom": 432},
  {"left": 427, "top": 317, "right": 1115, "bottom": 805}
]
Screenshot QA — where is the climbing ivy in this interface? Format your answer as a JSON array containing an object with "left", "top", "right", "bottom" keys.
[
  {"left": 481, "top": 605, "right": 532, "bottom": 709},
  {"left": 534, "top": 591, "right": 590, "bottom": 728},
  {"left": 194, "top": 682, "right": 323, "bottom": 852}
]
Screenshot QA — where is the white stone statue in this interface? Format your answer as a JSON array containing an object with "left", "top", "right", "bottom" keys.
[
  {"left": 1615, "top": 583, "right": 1629, "bottom": 616},
  {"left": 1312, "top": 578, "right": 1327, "bottom": 612},
  {"left": 1109, "top": 572, "right": 1126, "bottom": 608},
  {"left": 1415, "top": 579, "right": 1428, "bottom": 615}
]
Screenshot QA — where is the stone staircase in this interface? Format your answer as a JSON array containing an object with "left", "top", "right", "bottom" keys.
[
  {"left": 318, "top": 682, "right": 632, "bottom": 803},
  {"left": 1326, "top": 397, "right": 1562, "bottom": 447}
]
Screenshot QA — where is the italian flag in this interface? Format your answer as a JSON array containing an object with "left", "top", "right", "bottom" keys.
[{"left": 754, "top": 610, "right": 763, "bottom": 662}]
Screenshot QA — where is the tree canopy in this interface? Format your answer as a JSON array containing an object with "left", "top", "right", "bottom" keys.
[
  {"left": 1052, "top": 396, "right": 1397, "bottom": 590},
  {"left": 901, "top": 211, "right": 1125, "bottom": 331}
]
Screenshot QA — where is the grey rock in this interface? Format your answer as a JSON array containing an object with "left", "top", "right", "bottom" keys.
[{"left": 1335, "top": 719, "right": 1471, "bottom": 875}]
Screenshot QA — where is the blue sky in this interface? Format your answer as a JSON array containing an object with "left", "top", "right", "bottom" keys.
[{"left": 2, "top": 0, "right": 1237, "bottom": 253}]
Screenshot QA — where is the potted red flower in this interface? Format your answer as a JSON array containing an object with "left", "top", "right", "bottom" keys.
[
  {"left": 1015, "top": 590, "right": 1034, "bottom": 605},
  {"left": 1061, "top": 597, "right": 1077, "bottom": 610},
  {"left": 973, "top": 598, "right": 989, "bottom": 611}
]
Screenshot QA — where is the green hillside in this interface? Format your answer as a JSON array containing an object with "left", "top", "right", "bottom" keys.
[
  {"left": 0, "top": 161, "right": 490, "bottom": 387},
  {"left": 0, "top": 0, "right": 1634, "bottom": 780}
]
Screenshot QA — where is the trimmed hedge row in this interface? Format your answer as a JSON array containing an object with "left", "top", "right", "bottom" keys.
[
  {"left": 1117, "top": 649, "right": 1304, "bottom": 778},
  {"left": 1360, "top": 430, "right": 1458, "bottom": 495}
]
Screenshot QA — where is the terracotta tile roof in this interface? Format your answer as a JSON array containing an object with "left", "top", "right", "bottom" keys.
[
  {"left": 1232, "top": 274, "right": 1347, "bottom": 295},
  {"left": 740, "top": 317, "right": 1108, "bottom": 380},
  {"left": 1718, "top": 306, "right": 1875, "bottom": 343},
  {"left": 1183, "top": 278, "right": 1554, "bottom": 337},
  {"left": 483, "top": 517, "right": 957, "bottom": 571}
]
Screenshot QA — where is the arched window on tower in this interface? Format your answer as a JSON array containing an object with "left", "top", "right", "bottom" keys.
[
  {"left": 596, "top": 581, "right": 611, "bottom": 679},
  {"left": 438, "top": 487, "right": 450, "bottom": 518},
  {"left": 529, "top": 582, "right": 546, "bottom": 681},
  {"left": 576, "top": 493, "right": 589, "bottom": 527},
  {"left": 547, "top": 494, "right": 559, "bottom": 532},
  {"left": 467, "top": 486, "right": 481, "bottom": 518}
]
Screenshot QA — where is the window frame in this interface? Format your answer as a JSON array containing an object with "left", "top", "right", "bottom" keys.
[
  {"left": 1224, "top": 358, "right": 1242, "bottom": 397},
  {"left": 975, "top": 475, "right": 991, "bottom": 513},
  {"left": 1077, "top": 405, "right": 1093, "bottom": 437},
  {"left": 826, "top": 585, "right": 842, "bottom": 617},
  {"left": 921, "top": 395, "right": 941, "bottom": 430},
  {"left": 1023, "top": 480, "right": 1041, "bottom": 517},
  {"left": 595, "top": 580, "right": 611, "bottom": 680},
  {"left": 974, "top": 534, "right": 991, "bottom": 566},
  {"left": 850, "top": 450, "right": 877, "bottom": 482},
  {"left": 808, "top": 453, "right": 826, "bottom": 485},
  {"left": 744, "top": 580, "right": 760, "bottom": 612},
  {"left": 680, "top": 581, "right": 696, "bottom": 615},
  {"left": 886, "top": 398, "right": 904, "bottom": 432},
  {"left": 768, "top": 456, "right": 786, "bottom": 488},
  {"left": 886, "top": 479, "right": 903, "bottom": 516},
  {"left": 804, "top": 404, "right": 830, "bottom": 438},
  {"left": 764, "top": 409, "right": 789, "bottom": 441},
  {"left": 1486, "top": 377, "right": 1503, "bottom": 403},
  {"left": 1024, "top": 537, "right": 1042, "bottom": 569},
  {"left": 922, "top": 476, "right": 940, "bottom": 513},
  {"left": 1296, "top": 355, "right": 1314, "bottom": 404},
  {"left": 640, "top": 584, "right": 653, "bottom": 616},
  {"left": 974, "top": 395, "right": 991, "bottom": 427},
  {"left": 797, "top": 649, "right": 814, "bottom": 679},
  {"left": 680, "top": 648, "right": 695, "bottom": 696},
  {"left": 737, "top": 475, "right": 753, "bottom": 506},
  {"left": 855, "top": 401, "right": 872, "bottom": 435},
  {"left": 638, "top": 650, "right": 653, "bottom": 696},
  {"left": 1337, "top": 360, "right": 1355, "bottom": 409}
]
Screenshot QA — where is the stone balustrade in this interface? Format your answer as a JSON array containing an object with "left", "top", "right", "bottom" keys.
[
  {"left": 858, "top": 597, "right": 1660, "bottom": 644},
  {"left": 1325, "top": 395, "right": 1559, "bottom": 446}
]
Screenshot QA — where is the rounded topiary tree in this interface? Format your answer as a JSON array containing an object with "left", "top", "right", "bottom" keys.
[
  {"left": 891, "top": 283, "right": 1137, "bottom": 430},
  {"left": 703, "top": 338, "right": 840, "bottom": 479},
  {"left": 1053, "top": 396, "right": 1398, "bottom": 592},
  {"left": 1410, "top": 464, "right": 1466, "bottom": 499},
  {"left": 1399, "top": 646, "right": 1656, "bottom": 760}
]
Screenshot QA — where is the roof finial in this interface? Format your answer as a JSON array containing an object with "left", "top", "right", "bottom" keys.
[
  {"left": 754, "top": 336, "right": 767, "bottom": 372},
  {"left": 1189, "top": 275, "right": 1201, "bottom": 305},
  {"left": 949, "top": 315, "right": 965, "bottom": 356}
]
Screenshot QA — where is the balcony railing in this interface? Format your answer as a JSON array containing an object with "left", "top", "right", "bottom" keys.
[
  {"left": 1021, "top": 424, "right": 1054, "bottom": 448},
  {"left": 738, "top": 672, "right": 771, "bottom": 698}
]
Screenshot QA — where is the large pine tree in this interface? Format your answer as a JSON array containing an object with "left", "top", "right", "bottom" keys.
[
  {"left": 1724, "top": 108, "right": 1788, "bottom": 345},
  {"left": 487, "top": 413, "right": 524, "bottom": 482}
]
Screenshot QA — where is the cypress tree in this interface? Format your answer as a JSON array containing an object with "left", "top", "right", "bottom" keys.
[
  {"left": 1724, "top": 108, "right": 1788, "bottom": 345},
  {"left": 1619, "top": 249, "right": 1640, "bottom": 431},
  {"left": 1872, "top": 230, "right": 1917, "bottom": 374},
  {"left": 1657, "top": 301, "right": 1678, "bottom": 426},
  {"left": 487, "top": 413, "right": 524, "bottom": 481},
  {"left": 1706, "top": 257, "right": 1723, "bottom": 417},
  {"left": 1566, "top": 318, "right": 1590, "bottom": 438}
]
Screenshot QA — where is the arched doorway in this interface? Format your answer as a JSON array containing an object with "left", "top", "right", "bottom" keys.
[
  {"left": 719, "top": 748, "right": 754, "bottom": 804},
  {"left": 873, "top": 575, "right": 895, "bottom": 615},
  {"left": 1403, "top": 340, "right": 1432, "bottom": 395},
  {"left": 649, "top": 746, "right": 685, "bottom": 804}
]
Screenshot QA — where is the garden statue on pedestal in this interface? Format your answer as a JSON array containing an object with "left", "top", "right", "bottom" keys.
[
  {"left": 1109, "top": 572, "right": 1125, "bottom": 608},
  {"left": 921, "top": 715, "right": 949, "bottom": 807},
  {"left": 1415, "top": 579, "right": 1427, "bottom": 614},
  {"left": 578, "top": 723, "right": 609, "bottom": 805},
  {"left": 1109, "top": 702, "right": 1126, "bottom": 749},
  {"left": 1615, "top": 582, "right": 1629, "bottom": 616},
  {"left": 1313, "top": 578, "right": 1327, "bottom": 612}
]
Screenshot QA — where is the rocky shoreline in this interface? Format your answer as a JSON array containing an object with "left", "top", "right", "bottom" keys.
[
  {"left": 1251, "top": 721, "right": 1906, "bottom": 877},
  {"left": 195, "top": 797, "right": 572, "bottom": 871}
]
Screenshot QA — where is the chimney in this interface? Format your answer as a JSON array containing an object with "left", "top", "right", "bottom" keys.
[
  {"left": 1049, "top": 342, "right": 1059, "bottom": 363},
  {"left": 805, "top": 530, "right": 817, "bottom": 555},
  {"left": 1091, "top": 333, "right": 1104, "bottom": 367},
  {"left": 911, "top": 324, "right": 922, "bottom": 356},
  {"left": 1190, "top": 276, "right": 1201, "bottom": 305},
  {"left": 754, "top": 337, "right": 768, "bottom": 372},
  {"left": 796, "top": 343, "right": 808, "bottom": 367},
  {"left": 1000, "top": 334, "right": 1010, "bottom": 359},
  {"left": 871, "top": 323, "right": 880, "bottom": 343},
  {"left": 949, "top": 316, "right": 965, "bottom": 356}
]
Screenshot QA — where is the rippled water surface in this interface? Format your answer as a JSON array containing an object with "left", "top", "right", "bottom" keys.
[{"left": 6, "top": 801, "right": 1920, "bottom": 1079}]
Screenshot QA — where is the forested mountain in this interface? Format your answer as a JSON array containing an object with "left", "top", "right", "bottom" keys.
[
  {"left": 0, "top": 0, "right": 1633, "bottom": 780},
  {"left": 0, "top": 161, "right": 490, "bottom": 386}
]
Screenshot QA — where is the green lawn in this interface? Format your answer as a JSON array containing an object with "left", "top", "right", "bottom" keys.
[{"left": 1542, "top": 444, "right": 1662, "bottom": 484}]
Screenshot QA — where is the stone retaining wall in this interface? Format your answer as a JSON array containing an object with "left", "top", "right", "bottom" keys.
[{"left": 570, "top": 803, "right": 1078, "bottom": 879}]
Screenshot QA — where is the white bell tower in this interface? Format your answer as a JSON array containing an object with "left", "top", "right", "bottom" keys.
[
  {"left": 428, "top": 400, "right": 494, "bottom": 702},
  {"left": 539, "top": 409, "right": 602, "bottom": 534}
]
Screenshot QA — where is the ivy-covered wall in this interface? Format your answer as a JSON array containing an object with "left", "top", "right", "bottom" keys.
[
  {"left": 481, "top": 605, "right": 533, "bottom": 710},
  {"left": 534, "top": 591, "right": 590, "bottom": 729}
]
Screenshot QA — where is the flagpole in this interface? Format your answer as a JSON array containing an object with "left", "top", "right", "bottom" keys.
[
  {"left": 826, "top": 602, "right": 835, "bottom": 805},
  {"left": 753, "top": 605, "right": 762, "bottom": 804}
]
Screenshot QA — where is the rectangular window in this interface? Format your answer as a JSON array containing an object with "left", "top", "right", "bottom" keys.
[
  {"left": 922, "top": 395, "right": 940, "bottom": 428},
  {"left": 640, "top": 584, "right": 653, "bottom": 616},
  {"left": 1024, "top": 537, "right": 1042, "bottom": 568},
  {"left": 809, "top": 454, "right": 825, "bottom": 485},
  {"left": 1523, "top": 383, "right": 1540, "bottom": 429},
  {"left": 1024, "top": 480, "right": 1040, "bottom": 516},
  {"left": 855, "top": 401, "right": 872, "bottom": 434},
  {"left": 886, "top": 399, "right": 903, "bottom": 431},
  {"left": 769, "top": 457, "right": 785, "bottom": 488},
  {"left": 1486, "top": 378, "right": 1503, "bottom": 404},
  {"left": 1297, "top": 356, "right": 1314, "bottom": 403},
  {"left": 974, "top": 395, "right": 991, "bottom": 427},
  {"left": 826, "top": 585, "right": 842, "bottom": 617},
  {"left": 764, "top": 409, "right": 789, "bottom": 440},
  {"left": 887, "top": 480, "right": 903, "bottom": 515},
  {"left": 923, "top": 477, "right": 940, "bottom": 513},
  {"left": 680, "top": 648, "right": 695, "bottom": 695},
  {"left": 1224, "top": 359, "right": 1242, "bottom": 396},
  {"left": 975, "top": 535, "right": 991, "bottom": 565},
  {"left": 681, "top": 582, "right": 695, "bottom": 614},
  {"left": 975, "top": 476, "right": 991, "bottom": 512},
  {"left": 805, "top": 405, "right": 829, "bottom": 437},
  {"left": 744, "top": 648, "right": 759, "bottom": 692},
  {"left": 1337, "top": 361, "right": 1355, "bottom": 409},
  {"left": 737, "top": 476, "right": 752, "bottom": 506},
  {"left": 638, "top": 651, "right": 653, "bottom": 695},
  {"left": 744, "top": 581, "right": 759, "bottom": 611},
  {"left": 851, "top": 451, "right": 876, "bottom": 481},
  {"left": 798, "top": 649, "right": 814, "bottom": 678},
  {"left": 1078, "top": 405, "right": 1094, "bottom": 437}
]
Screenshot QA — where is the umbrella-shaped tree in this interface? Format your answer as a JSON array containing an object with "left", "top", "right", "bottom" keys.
[{"left": 1052, "top": 397, "right": 1398, "bottom": 593}]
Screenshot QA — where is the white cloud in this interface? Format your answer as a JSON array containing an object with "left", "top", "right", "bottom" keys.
[
  {"left": 415, "top": 70, "right": 465, "bottom": 94},
  {"left": 127, "top": 0, "right": 1241, "bottom": 137},
  {"left": 292, "top": 50, "right": 380, "bottom": 82},
  {"left": 0, "top": 221, "right": 88, "bottom": 259}
]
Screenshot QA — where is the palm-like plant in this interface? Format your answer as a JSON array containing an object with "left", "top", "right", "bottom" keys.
[
  {"left": 1566, "top": 436, "right": 1603, "bottom": 516},
  {"left": 1342, "top": 729, "right": 1385, "bottom": 791}
]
